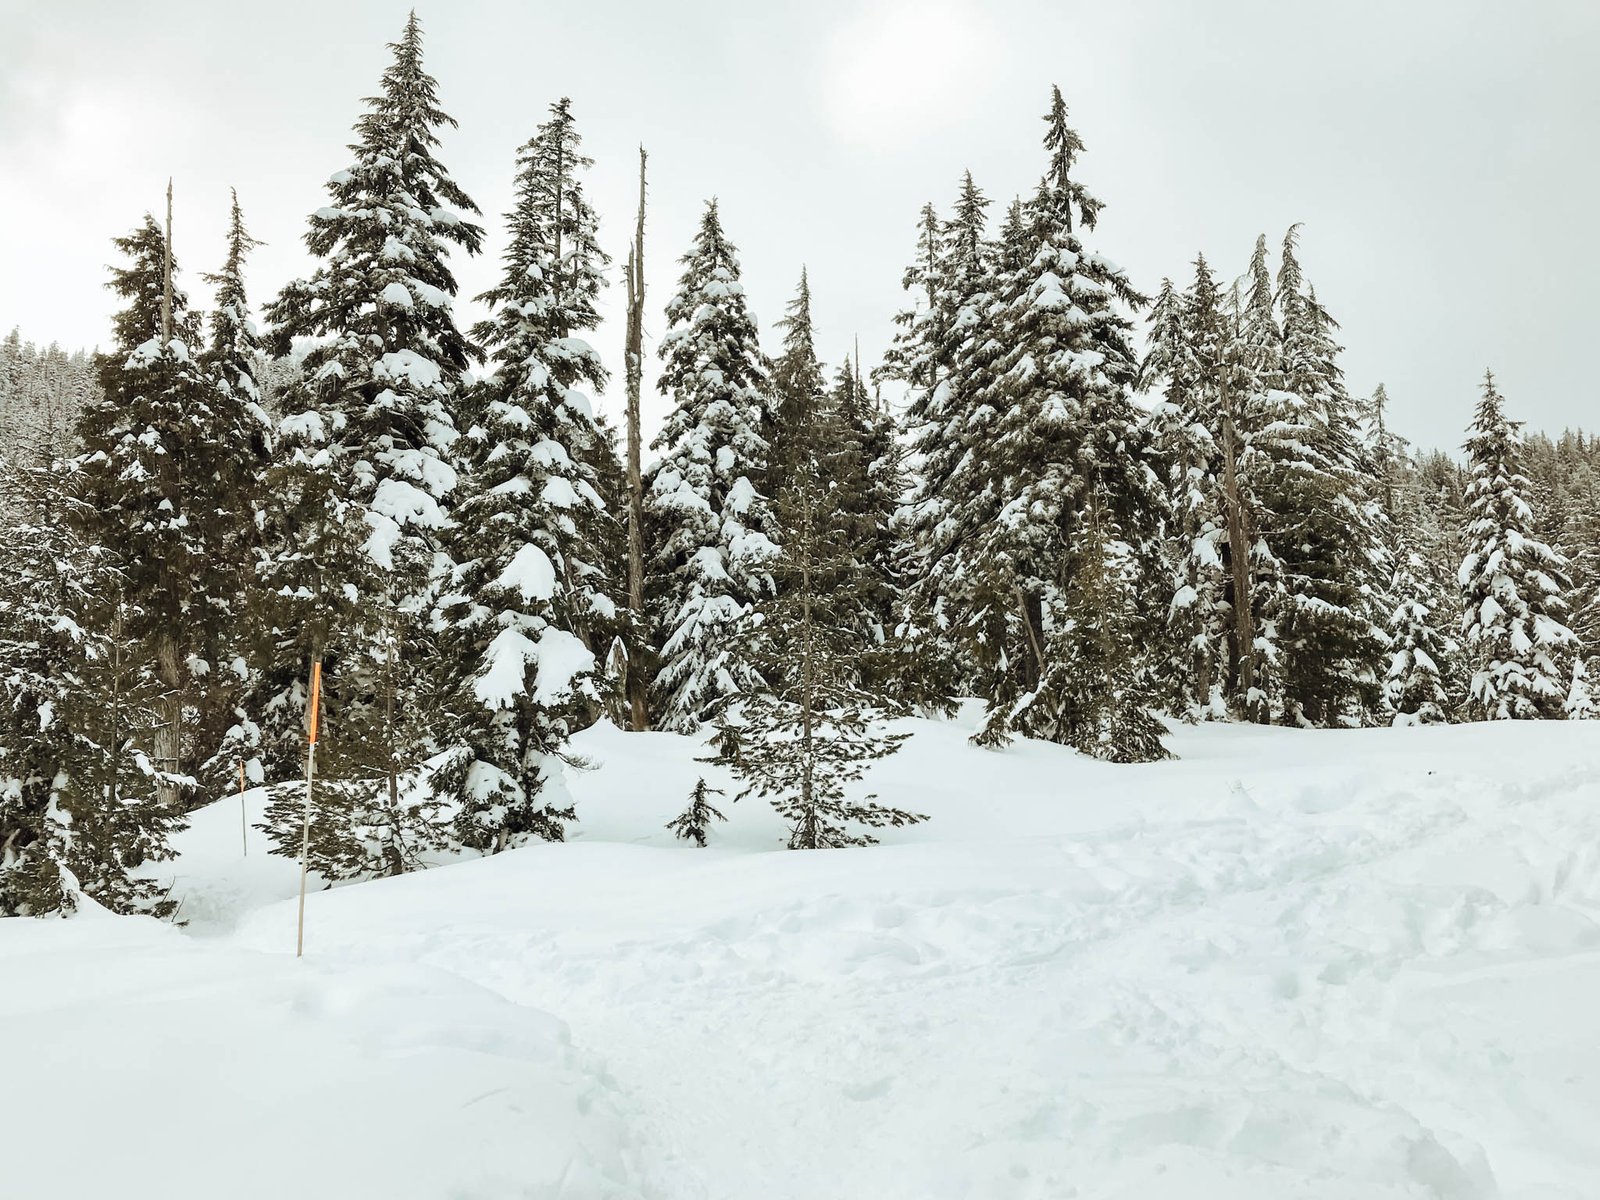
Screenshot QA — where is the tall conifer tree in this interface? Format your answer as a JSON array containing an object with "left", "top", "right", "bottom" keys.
[
  {"left": 434, "top": 97, "right": 616, "bottom": 850},
  {"left": 1458, "top": 373, "right": 1576, "bottom": 719},
  {"left": 260, "top": 13, "right": 483, "bottom": 877},
  {"left": 646, "top": 201, "right": 778, "bottom": 731}
]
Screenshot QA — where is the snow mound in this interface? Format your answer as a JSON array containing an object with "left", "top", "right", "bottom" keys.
[{"left": 7, "top": 715, "right": 1600, "bottom": 1198}]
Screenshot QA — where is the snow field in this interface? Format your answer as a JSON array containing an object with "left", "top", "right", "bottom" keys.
[{"left": 5, "top": 713, "right": 1600, "bottom": 1198}]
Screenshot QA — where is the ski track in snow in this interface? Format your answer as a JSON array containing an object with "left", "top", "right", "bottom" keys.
[{"left": 6, "top": 715, "right": 1600, "bottom": 1199}]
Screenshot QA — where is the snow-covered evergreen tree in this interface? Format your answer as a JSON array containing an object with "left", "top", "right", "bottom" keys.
[
  {"left": 70, "top": 215, "right": 224, "bottom": 806},
  {"left": 196, "top": 190, "right": 276, "bottom": 794},
  {"left": 874, "top": 203, "right": 964, "bottom": 715},
  {"left": 830, "top": 356, "right": 903, "bottom": 673},
  {"left": 767, "top": 269, "right": 827, "bottom": 510},
  {"left": 645, "top": 200, "right": 778, "bottom": 731},
  {"left": 1458, "top": 372, "right": 1577, "bottom": 719},
  {"left": 1269, "top": 229, "right": 1387, "bottom": 725},
  {"left": 1139, "top": 268, "right": 1230, "bottom": 719},
  {"left": 953, "top": 87, "right": 1168, "bottom": 756},
  {"left": 259, "top": 13, "right": 483, "bottom": 876},
  {"left": 1383, "top": 534, "right": 1454, "bottom": 725},
  {"left": 1044, "top": 490, "right": 1173, "bottom": 760},
  {"left": 434, "top": 97, "right": 618, "bottom": 851},
  {"left": 666, "top": 777, "right": 726, "bottom": 847},
  {"left": 0, "top": 468, "right": 181, "bottom": 916}
]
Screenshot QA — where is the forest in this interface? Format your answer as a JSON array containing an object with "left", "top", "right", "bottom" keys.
[{"left": 1, "top": 13, "right": 1595, "bottom": 918}]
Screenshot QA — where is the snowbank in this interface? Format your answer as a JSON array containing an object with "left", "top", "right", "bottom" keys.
[{"left": 5, "top": 713, "right": 1600, "bottom": 1198}]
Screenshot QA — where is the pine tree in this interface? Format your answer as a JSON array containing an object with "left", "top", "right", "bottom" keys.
[
  {"left": 1560, "top": 483, "right": 1600, "bottom": 660},
  {"left": 196, "top": 190, "right": 276, "bottom": 793},
  {"left": 666, "top": 777, "right": 726, "bottom": 847},
  {"left": 1459, "top": 372, "right": 1577, "bottom": 719},
  {"left": 956, "top": 87, "right": 1167, "bottom": 757},
  {"left": 767, "top": 269, "right": 827, "bottom": 509},
  {"left": 1383, "top": 533, "right": 1453, "bottom": 725},
  {"left": 1044, "top": 490, "right": 1173, "bottom": 760},
  {"left": 878, "top": 203, "right": 944, "bottom": 397},
  {"left": 1140, "top": 265, "right": 1234, "bottom": 720},
  {"left": 733, "top": 441, "right": 924, "bottom": 849},
  {"left": 70, "top": 214, "right": 216, "bottom": 806},
  {"left": 259, "top": 13, "right": 483, "bottom": 877},
  {"left": 1254, "top": 232, "right": 1382, "bottom": 723},
  {"left": 904, "top": 172, "right": 995, "bottom": 617},
  {"left": 434, "top": 98, "right": 618, "bottom": 852},
  {"left": 1270, "top": 230, "right": 1387, "bottom": 726},
  {"left": 0, "top": 467, "right": 182, "bottom": 916},
  {"left": 646, "top": 200, "right": 779, "bottom": 731},
  {"left": 830, "top": 355, "right": 902, "bottom": 669},
  {"left": 1361, "top": 383, "right": 1410, "bottom": 522},
  {"left": 874, "top": 204, "right": 963, "bottom": 715}
]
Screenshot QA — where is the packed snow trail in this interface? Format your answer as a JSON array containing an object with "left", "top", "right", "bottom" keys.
[{"left": 5, "top": 715, "right": 1600, "bottom": 1198}]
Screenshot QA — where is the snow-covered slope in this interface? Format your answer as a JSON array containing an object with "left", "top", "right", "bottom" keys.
[{"left": 5, "top": 713, "right": 1600, "bottom": 1199}]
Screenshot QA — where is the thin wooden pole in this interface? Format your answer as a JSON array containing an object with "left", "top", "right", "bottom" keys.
[
  {"left": 238, "top": 759, "right": 247, "bottom": 856},
  {"left": 295, "top": 660, "right": 322, "bottom": 958}
]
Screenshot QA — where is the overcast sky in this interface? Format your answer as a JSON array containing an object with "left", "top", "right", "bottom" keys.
[{"left": 2, "top": 0, "right": 1596, "bottom": 450}]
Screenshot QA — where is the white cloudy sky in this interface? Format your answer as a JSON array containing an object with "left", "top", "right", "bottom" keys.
[{"left": 2, "top": 0, "right": 1596, "bottom": 448}]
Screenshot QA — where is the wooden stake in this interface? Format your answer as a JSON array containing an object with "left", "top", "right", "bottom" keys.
[
  {"left": 238, "top": 759, "right": 247, "bottom": 857},
  {"left": 295, "top": 660, "right": 322, "bottom": 958}
]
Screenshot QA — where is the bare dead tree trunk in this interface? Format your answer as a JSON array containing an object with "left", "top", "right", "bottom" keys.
[
  {"left": 624, "top": 147, "right": 650, "bottom": 731},
  {"left": 161, "top": 179, "right": 173, "bottom": 346}
]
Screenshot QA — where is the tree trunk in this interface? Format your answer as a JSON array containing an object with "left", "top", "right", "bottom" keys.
[
  {"left": 384, "top": 592, "right": 402, "bottom": 875},
  {"left": 624, "top": 147, "right": 650, "bottom": 731},
  {"left": 1015, "top": 586, "right": 1045, "bottom": 693},
  {"left": 154, "top": 628, "right": 183, "bottom": 808}
]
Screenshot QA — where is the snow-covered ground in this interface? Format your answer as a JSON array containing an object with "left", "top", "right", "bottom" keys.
[{"left": 5, "top": 711, "right": 1600, "bottom": 1198}]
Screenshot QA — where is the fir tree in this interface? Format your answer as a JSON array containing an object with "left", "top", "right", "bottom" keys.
[
  {"left": 1383, "top": 534, "right": 1454, "bottom": 725},
  {"left": 1139, "top": 265, "right": 1232, "bottom": 720},
  {"left": 646, "top": 200, "right": 778, "bottom": 731},
  {"left": 1458, "top": 372, "right": 1577, "bottom": 719},
  {"left": 957, "top": 87, "right": 1167, "bottom": 756},
  {"left": 434, "top": 97, "right": 618, "bottom": 852},
  {"left": 767, "top": 269, "right": 827, "bottom": 509},
  {"left": 1361, "top": 383, "right": 1410, "bottom": 522},
  {"left": 70, "top": 214, "right": 216, "bottom": 806},
  {"left": 733, "top": 442, "right": 924, "bottom": 849},
  {"left": 0, "top": 468, "right": 181, "bottom": 916},
  {"left": 874, "top": 202, "right": 965, "bottom": 716},
  {"left": 1269, "top": 229, "right": 1387, "bottom": 726},
  {"left": 829, "top": 354, "right": 902, "bottom": 669},
  {"left": 1042, "top": 490, "right": 1172, "bottom": 760},
  {"left": 259, "top": 13, "right": 483, "bottom": 876},
  {"left": 666, "top": 777, "right": 726, "bottom": 848},
  {"left": 196, "top": 190, "right": 276, "bottom": 794}
]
